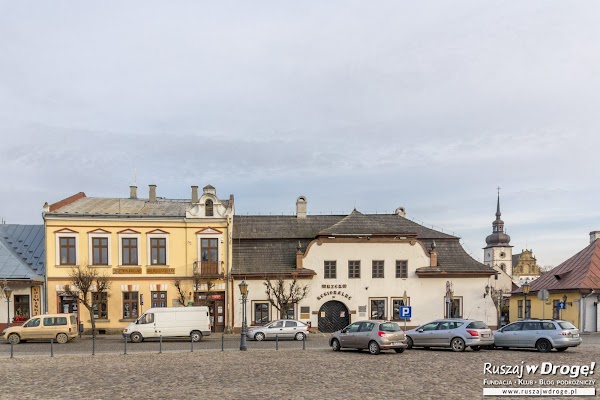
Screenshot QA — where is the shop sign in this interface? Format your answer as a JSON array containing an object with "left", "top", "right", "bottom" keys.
[{"left": 147, "top": 268, "right": 175, "bottom": 274}]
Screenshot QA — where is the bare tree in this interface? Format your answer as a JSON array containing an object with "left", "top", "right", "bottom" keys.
[
  {"left": 64, "top": 264, "right": 110, "bottom": 337},
  {"left": 173, "top": 279, "right": 190, "bottom": 306},
  {"left": 264, "top": 278, "right": 309, "bottom": 319}
]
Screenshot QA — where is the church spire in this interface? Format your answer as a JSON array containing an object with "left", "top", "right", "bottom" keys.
[
  {"left": 496, "top": 186, "right": 501, "bottom": 219},
  {"left": 485, "top": 187, "right": 511, "bottom": 246}
]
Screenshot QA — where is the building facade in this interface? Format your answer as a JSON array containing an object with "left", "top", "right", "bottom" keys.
[
  {"left": 44, "top": 184, "right": 234, "bottom": 334},
  {"left": 232, "top": 197, "right": 499, "bottom": 333}
]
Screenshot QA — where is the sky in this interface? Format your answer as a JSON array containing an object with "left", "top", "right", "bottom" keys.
[{"left": 1, "top": 1, "right": 599, "bottom": 268}]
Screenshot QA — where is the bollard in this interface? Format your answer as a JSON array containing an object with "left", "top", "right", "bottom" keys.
[
  {"left": 159, "top": 335, "right": 162, "bottom": 354},
  {"left": 191, "top": 335, "right": 194, "bottom": 353},
  {"left": 221, "top": 333, "right": 224, "bottom": 352},
  {"left": 10, "top": 342, "right": 14, "bottom": 359},
  {"left": 276, "top": 334, "right": 279, "bottom": 350},
  {"left": 303, "top": 334, "right": 306, "bottom": 350},
  {"left": 124, "top": 335, "right": 128, "bottom": 355},
  {"left": 50, "top": 338, "right": 54, "bottom": 358},
  {"left": 92, "top": 335, "right": 96, "bottom": 356}
]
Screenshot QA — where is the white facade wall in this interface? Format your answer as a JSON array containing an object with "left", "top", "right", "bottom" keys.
[
  {"left": 582, "top": 294, "right": 600, "bottom": 332},
  {"left": 235, "top": 240, "right": 498, "bottom": 330}
]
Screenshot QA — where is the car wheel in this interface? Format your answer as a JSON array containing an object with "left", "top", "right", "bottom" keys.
[
  {"left": 471, "top": 346, "right": 481, "bottom": 352},
  {"left": 536, "top": 339, "right": 552, "bottom": 353},
  {"left": 8, "top": 333, "right": 20, "bottom": 345},
  {"left": 406, "top": 336, "right": 413, "bottom": 349},
  {"left": 394, "top": 348, "right": 405, "bottom": 353},
  {"left": 254, "top": 332, "right": 265, "bottom": 341},
  {"left": 130, "top": 332, "right": 143, "bottom": 343},
  {"left": 451, "top": 337, "right": 466, "bottom": 352},
  {"left": 56, "top": 333, "right": 69, "bottom": 344},
  {"left": 295, "top": 332, "right": 305, "bottom": 341},
  {"left": 368, "top": 341, "right": 381, "bottom": 355},
  {"left": 191, "top": 331, "right": 203, "bottom": 342},
  {"left": 556, "top": 347, "right": 568, "bottom": 352},
  {"left": 331, "top": 339, "right": 341, "bottom": 351}
]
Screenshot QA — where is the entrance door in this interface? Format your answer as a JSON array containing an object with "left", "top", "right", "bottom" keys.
[
  {"left": 318, "top": 300, "right": 350, "bottom": 333},
  {"left": 195, "top": 292, "right": 225, "bottom": 333}
]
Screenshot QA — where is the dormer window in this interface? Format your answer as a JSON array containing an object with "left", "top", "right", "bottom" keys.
[{"left": 205, "top": 200, "right": 214, "bottom": 216}]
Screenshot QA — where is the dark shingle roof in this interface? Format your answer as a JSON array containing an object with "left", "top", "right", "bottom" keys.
[
  {"left": 0, "top": 224, "right": 45, "bottom": 279},
  {"left": 232, "top": 213, "right": 491, "bottom": 275},
  {"left": 515, "top": 239, "right": 600, "bottom": 293}
]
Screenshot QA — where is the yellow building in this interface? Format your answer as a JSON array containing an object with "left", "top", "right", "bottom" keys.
[{"left": 44, "top": 184, "right": 234, "bottom": 334}]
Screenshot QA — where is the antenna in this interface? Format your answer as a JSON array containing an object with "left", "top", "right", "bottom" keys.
[{"left": 133, "top": 168, "right": 137, "bottom": 186}]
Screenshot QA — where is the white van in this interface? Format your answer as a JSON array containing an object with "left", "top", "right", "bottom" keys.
[{"left": 122, "top": 306, "right": 211, "bottom": 343}]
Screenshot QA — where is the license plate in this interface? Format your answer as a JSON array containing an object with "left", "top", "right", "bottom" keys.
[
  {"left": 572, "top": 334, "right": 579, "bottom": 338},
  {"left": 481, "top": 334, "right": 490, "bottom": 338},
  {"left": 391, "top": 342, "right": 402, "bottom": 346}
]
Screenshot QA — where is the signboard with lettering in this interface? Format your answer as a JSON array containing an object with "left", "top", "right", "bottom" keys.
[
  {"left": 113, "top": 268, "right": 142, "bottom": 274},
  {"left": 147, "top": 268, "right": 175, "bottom": 274}
]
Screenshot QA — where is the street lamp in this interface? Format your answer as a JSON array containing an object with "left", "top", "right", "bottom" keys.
[
  {"left": 239, "top": 280, "right": 248, "bottom": 351},
  {"left": 522, "top": 280, "right": 531, "bottom": 319},
  {"left": 4, "top": 285, "right": 12, "bottom": 328}
]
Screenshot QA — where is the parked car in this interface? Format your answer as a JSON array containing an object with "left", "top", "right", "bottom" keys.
[
  {"left": 329, "top": 320, "right": 408, "bottom": 355},
  {"left": 122, "top": 306, "right": 211, "bottom": 343},
  {"left": 247, "top": 319, "right": 309, "bottom": 341},
  {"left": 405, "top": 319, "right": 493, "bottom": 352},
  {"left": 2, "top": 313, "right": 78, "bottom": 344},
  {"left": 493, "top": 319, "right": 581, "bottom": 352}
]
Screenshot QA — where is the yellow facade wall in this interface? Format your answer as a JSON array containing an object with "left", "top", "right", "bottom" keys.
[
  {"left": 509, "top": 292, "right": 580, "bottom": 328},
  {"left": 45, "top": 217, "right": 232, "bottom": 334}
]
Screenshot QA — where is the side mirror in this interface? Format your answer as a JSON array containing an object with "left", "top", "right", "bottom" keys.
[
  {"left": 341, "top": 329, "right": 347, "bottom": 334},
  {"left": 417, "top": 328, "right": 424, "bottom": 333}
]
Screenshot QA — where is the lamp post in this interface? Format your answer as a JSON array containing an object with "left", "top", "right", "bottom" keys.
[
  {"left": 4, "top": 285, "right": 12, "bottom": 328},
  {"left": 522, "top": 280, "right": 531, "bottom": 319},
  {"left": 239, "top": 280, "right": 248, "bottom": 351}
]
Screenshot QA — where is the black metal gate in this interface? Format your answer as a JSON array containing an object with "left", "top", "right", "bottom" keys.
[{"left": 318, "top": 300, "right": 350, "bottom": 333}]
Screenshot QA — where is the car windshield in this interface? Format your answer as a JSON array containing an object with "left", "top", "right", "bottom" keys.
[
  {"left": 380, "top": 322, "right": 401, "bottom": 332},
  {"left": 466, "top": 321, "right": 488, "bottom": 329},
  {"left": 559, "top": 321, "right": 577, "bottom": 330}
]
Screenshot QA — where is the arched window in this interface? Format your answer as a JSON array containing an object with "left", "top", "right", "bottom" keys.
[
  {"left": 205, "top": 200, "right": 214, "bottom": 216},
  {"left": 500, "top": 263, "right": 506, "bottom": 272}
]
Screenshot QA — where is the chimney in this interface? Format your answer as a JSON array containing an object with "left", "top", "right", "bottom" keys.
[
  {"left": 130, "top": 185, "right": 138, "bottom": 199},
  {"left": 429, "top": 240, "right": 438, "bottom": 267},
  {"left": 590, "top": 231, "right": 600, "bottom": 243},
  {"left": 296, "top": 196, "right": 307, "bottom": 219},
  {"left": 191, "top": 186, "right": 199, "bottom": 203},
  {"left": 149, "top": 184, "right": 157, "bottom": 202},
  {"left": 42, "top": 202, "right": 50, "bottom": 212}
]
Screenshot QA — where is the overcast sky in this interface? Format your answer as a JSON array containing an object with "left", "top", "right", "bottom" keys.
[{"left": 1, "top": 1, "right": 598, "bottom": 268}]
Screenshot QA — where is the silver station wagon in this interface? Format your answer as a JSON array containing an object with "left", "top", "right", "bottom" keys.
[
  {"left": 330, "top": 320, "right": 408, "bottom": 355},
  {"left": 493, "top": 319, "right": 581, "bottom": 352},
  {"left": 405, "top": 319, "right": 494, "bottom": 352}
]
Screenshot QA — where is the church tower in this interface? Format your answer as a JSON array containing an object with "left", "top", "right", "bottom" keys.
[{"left": 483, "top": 189, "right": 513, "bottom": 277}]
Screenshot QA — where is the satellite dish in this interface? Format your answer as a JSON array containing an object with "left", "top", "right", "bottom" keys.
[{"left": 538, "top": 289, "right": 549, "bottom": 301}]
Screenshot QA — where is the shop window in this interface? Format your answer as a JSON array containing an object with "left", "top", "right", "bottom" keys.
[
  {"left": 370, "top": 299, "right": 386, "bottom": 320},
  {"left": 123, "top": 292, "right": 139, "bottom": 319},
  {"left": 14, "top": 295, "right": 30, "bottom": 321},
  {"left": 92, "top": 292, "right": 108, "bottom": 319}
]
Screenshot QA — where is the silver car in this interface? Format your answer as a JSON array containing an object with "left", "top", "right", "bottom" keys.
[
  {"left": 329, "top": 320, "right": 408, "bottom": 355},
  {"left": 405, "top": 319, "right": 493, "bottom": 352},
  {"left": 247, "top": 319, "right": 309, "bottom": 341},
  {"left": 493, "top": 319, "right": 581, "bottom": 352}
]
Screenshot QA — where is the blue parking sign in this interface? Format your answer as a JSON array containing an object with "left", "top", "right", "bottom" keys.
[{"left": 399, "top": 306, "right": 412, "bottom": 319}]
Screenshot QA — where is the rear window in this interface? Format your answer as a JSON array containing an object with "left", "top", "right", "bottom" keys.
[
  {"left": 559, "top": 321, "right": 576, "bottom": 330},
  {"left": 380, "top": 322, "right": 401, "bottom": 332},
  {"left": 466, "top": 321, "right": 489, "bottom": 329},
  {"left": 70, "top": 315, "right": 77, "bottom": 325}
]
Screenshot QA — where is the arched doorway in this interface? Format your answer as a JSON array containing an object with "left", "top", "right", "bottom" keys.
[{"left": 318, "top": 300, "right": 350, "bottom": 333}]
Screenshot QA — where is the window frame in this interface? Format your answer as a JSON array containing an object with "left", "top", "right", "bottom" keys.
[
  {"left": 56, "top": 232, "right": 79, "bottom": 266},
  {"left": 518, "top": 299, "right": 523, "bottom": 319},
  {"left": 122, "top": 291, "right": 139, "bottom": 319},
  {"left": 348, "top": 260, "right": 361, "bottom": 279},
  {"left": 147, "top": 233, "right": 168, "bottom": 266},
  {"left": 392, "top": 297, "right": 411, "bottom": 320},
  {"left": 197, "top": 233, "right": 222, "bottom": 274},
  {"left": 205, "top": 199, "right": 214, "bottom": 216},
  {"left": 119, "top": 232, "right": 141, "bottom": 266},
  {"left": 372, "top": 260, "right": 384, "bottom": 278},
  {"left": 395, "top": 260, "right": 408, "bottom": 279},
  {"left": 89, "top": 233, "right": 111, "bottom": 266},
  {"left": 151, "top": 291, "right": 167, "bottom": 308},
  {"left": 253, "top": 301, "right": 271, "bottom": 325},
  {"left": 446, "top": 296, "right": 463, "bottom": 318},
  {"left": 92, "top": 291, "right": 108, "bottom": 319},
  {"left": 14, "top": 295, "right": 30, "bottom": 320},
  {"left": 324, "top": 261, "right": 337, "bottom": 279},
  {"left": 370, "top": 298, "right": 386, "bottom": 320}
]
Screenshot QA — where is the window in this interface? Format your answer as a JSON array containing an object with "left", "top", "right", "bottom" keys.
[
  {"left": 205, "top": 200, "right": 214, "bottom": 216},
  {"left": 502, "top": 322, "right": 523, "bottom": 332},
  {"left": 396, "top": 260, "right": 408, "bottom": 278},
  {"left": 123, "top": 292, "right": 139, "bottom": 319},
  {"left": 254, "top": 303, "right": 270, "bottom": 325},
  {"left": 449, "top": 297, "right": 462, "bottom": 318},
  {"left": 201, "top": 238, "right": 219, "bottom": 274},
  {"left": 14, "top": 295, "right": 30, "bottom": 321},
  {"left": 44, "top": 317, "right": 67, "bottom": 326},
  {"left": 324, "top": 261, "right": 336, "bottom": 279},
  {"left": 518, "top": 300, "right": 523, "bottom": 319},
  {"left": 552, "top": 300, "right": 560, "bottom": 319},
  {"left": 392, "top": 298, "right": 410, "bottom": 320},
  {"left": 59, "top": 237, "right": 76, "bottom": 265},
  {"left": 370, "top": 299, "right": 386, "bottom": 319},
  {"left": 92, "top": 292, "right": 108, "bottom": 319},
  {"left": 542, "top": 322, "right": 556, "bottom": 330},
  {"left": 420, "top": 322, "right": 439, "bottom": 331},
  {"left": 122, "top": 238, "right": 138, "bottom": 265},
  {"left": 285, "top": 321, "right": 298, "bottom": 328},
  {"left": 300, "top": 306, "right": 310, "bottom": 320},
  {"left": 92, "top": 237, "right": 109, "bottom": 265},
  {"left": 348, "top": 260, "right": 360, "bottom": 278},
  {"left": 525, "top": 299, "right": 531, "bottom": 319},
  {"left": 523, "top": 321, "right": 541, "bottom": 330},
  {"left": 139, "top": 313, "right": 154, "bottom": 324},
  {"left": 150, "top": 238, "right": 166, "bottom": 265},
  {"left": 151, "top": 291, "right": 167, "bottom": 308},
  {"left": 372, "top": 260, "right": 384, "bottom": 278}
]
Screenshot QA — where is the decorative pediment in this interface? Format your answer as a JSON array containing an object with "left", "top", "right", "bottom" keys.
[
  {"left": 117, "top": 229, "right": 141, "bottom": 234},
  {"left": 196, "top": 227, "right": 223, "bottom": 235},
  {"left": 54, "top": 228, "right": 78, "bottom": 234},
  {"left": 87, "top": 228, "right": 111, "bottom": 234},
  {"left": 147, "top": 229, "right": 169, "bottom": 235}
]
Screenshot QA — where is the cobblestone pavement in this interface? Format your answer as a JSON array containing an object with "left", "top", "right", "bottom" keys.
[{"left": 0, "top": 334, "right": 598, "bottom": 400}]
